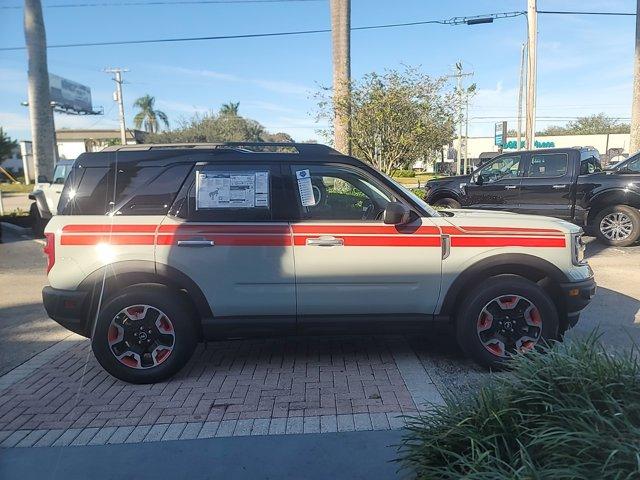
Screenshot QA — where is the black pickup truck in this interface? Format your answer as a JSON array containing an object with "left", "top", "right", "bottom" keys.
[{"left": 424, "top": 147, "right": 640, "bottom": 246}]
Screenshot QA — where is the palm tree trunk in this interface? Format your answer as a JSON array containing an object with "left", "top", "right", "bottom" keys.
[
  {"left": 330, "top": 0, "right": 351, "bottom": 155},
  {"left": 24, "top": 0, "right": 56, "bottom": 180}
]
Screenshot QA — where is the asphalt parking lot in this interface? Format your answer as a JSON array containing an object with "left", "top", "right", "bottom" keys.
[{"left": 0, "top": 223, "right": 639, "bottom": 454}]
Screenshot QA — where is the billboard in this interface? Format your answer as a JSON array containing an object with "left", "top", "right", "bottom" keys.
[
  {"left": 494, "top": 121, "right": 507, "bottom": 147},
  {"left": 49, "top": 73, "right": 93, "bottom": 113}
]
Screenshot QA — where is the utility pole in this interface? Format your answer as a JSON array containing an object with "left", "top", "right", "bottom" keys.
[
  {"left": 525, "top": 0, "right": 538, "bottom": 150},
  {"left": 631, "top": 0, "right": 640, "bottom": 153},
  {"left": 105, "top": 68, "right": 128, "bottom": 145},
  {"left": 24, "top": 0, "right": 56, "bottom": 180},
  {"left": 517, "top": 42, "right": 526, "bottom": 151},
  {"left": 330, "top": 0, "right": 351, "bottom": 155},
  {"left": 450, "top": 62, "right": 473, "bottom": 175},
  {"left": 464, "top": 94, "right": 470, "bottom": 174}
]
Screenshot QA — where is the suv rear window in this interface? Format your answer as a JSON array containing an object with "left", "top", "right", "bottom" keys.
[{"left": 58, "top": 164, "right": 191, "bottom": 216}]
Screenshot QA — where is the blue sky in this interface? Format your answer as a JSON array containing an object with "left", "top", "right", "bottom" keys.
[{"left": 0, "top": 0, "right": 636, "bottom": 142}]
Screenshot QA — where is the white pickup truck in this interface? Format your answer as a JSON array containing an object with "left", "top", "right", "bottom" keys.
[{"left": 41, "top": 143, "right": 596, "bottom": 383}]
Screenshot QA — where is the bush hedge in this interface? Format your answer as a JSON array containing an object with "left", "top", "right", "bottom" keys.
[{"left": 400, "top": 337, "right": 640, "bottom": 479}]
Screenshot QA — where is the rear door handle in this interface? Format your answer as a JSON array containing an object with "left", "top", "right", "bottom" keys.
[
  {"left": 306, "top": 236, "right": 344, "bottom": 247},
  {"left": 552, "top": 184, "right": 567, "bottom": 189},
  {"left": 177, "top": 239, "right": 215, "bottom": 247},
  {"left": 504, "top": 185, "right": 518, "bottom": 190}
]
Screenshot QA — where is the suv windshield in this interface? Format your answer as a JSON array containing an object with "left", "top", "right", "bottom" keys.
[{"left": 52, "top": 163, "right": 72, "bottom": 184}]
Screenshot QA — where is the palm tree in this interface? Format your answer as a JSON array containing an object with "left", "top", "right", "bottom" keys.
[
  {"left": 330, "top": 0, "right": 351, "bottom": 154},
  {"left": 24, "top": 0, "right": 56, "bottom": 179},
  {"left": 219, "top": 102, "right": 240, "bottom": 116},
  {"left": 133, "top": 95, "right": 169, "bottom": 133}
]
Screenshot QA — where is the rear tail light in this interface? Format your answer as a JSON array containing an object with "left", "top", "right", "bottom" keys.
[{"left": 44, "top": 232, "right": 55, "bottom": 273}]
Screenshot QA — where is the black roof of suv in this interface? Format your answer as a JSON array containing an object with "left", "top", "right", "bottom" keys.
[{"left": 76, "top": 142, "right": 346, "bottom": 168}]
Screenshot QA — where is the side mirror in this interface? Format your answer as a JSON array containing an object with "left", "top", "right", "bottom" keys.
[
  {"left": 37, "top": 174, "right": 49, "bottom": 184},
  {"left": 383, "top": 201, "right": 411, "bottom": 225},
  {"left": 475, "top": 174, "right": 484, "bottom": 186}
]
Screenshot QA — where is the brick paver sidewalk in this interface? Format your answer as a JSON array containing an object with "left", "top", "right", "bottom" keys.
[{"left": 0, "top": 335, "right": 440, "bottom": 448}]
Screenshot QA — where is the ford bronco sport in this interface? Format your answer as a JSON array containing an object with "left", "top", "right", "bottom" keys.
[{"left": 42, "top": 143, "right": 596, "bottom": 383}]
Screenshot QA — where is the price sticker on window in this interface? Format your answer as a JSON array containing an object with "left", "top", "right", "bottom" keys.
[{"left": 296, "top": 169, "right": 316, "bottom": 207}]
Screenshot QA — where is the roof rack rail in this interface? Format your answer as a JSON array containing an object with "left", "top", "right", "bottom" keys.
[{"left": 101, "top": 142, "right": 342, "bottom": 155}]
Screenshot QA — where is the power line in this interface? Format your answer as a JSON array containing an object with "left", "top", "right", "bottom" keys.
[
  {"left": 0, "top": 13, "right": 525, "bottom": 51},
  {"left": 537, "top": 10, "right": 635, "bottom": 17},
  {"left": 0, "top": 0, "right": 320, "bottom": 9}
]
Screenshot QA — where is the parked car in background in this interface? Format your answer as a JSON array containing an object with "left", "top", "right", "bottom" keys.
[
  {"left": 29, "top": 159, "right": 74, "bottom": 237},
  {"left": 424, "top": 147, "right": 640, "bottom": 246},
  {"left": 42, "top": 142, "right": 594, "bottom": 383}
]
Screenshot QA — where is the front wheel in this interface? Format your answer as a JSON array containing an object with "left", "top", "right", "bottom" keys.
[
  {"left": 593, "top": 205, "right": 640, "bottom": 247},
  {"left": 91, "top": 285, "right": 198, "bottom": 384},
  {"left": 432, "top": 197, "right": 461, "bottom": 209},
  {"left": 456, "top": 275, "right": 559, "bottom": 370}
]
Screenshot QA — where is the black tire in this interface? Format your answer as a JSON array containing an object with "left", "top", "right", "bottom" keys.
[
  {"left": 456, "top": 275, "right": 559, "bottom": 370},
  {"left": 432, "top": 197, "right": 461, "bottom": 209},
  {"left": 593, "top": 205, "right": 640, "bottom": 247},
  {"left": 91, "top": 285, "right": 198, "bottom": 384},
  {"left": 29, "top": 203, "right": 46, "bottom": 238}
]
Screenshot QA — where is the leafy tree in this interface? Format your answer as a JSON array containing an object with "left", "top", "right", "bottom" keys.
[
  {"left": 537, "top": 113, "right": 630, "bottom": 136},
  {"left": 316, "top": 66, "right": 455, "bottom": 174},
  {"left": 146, "top": 108, "right": 294, "bottom": 144},
  {"left": 133, "top": 95, "right": 169, "bottom": 133},
  {"left": 0, "top": 128, "right": 18, "bottom": 166},
  {"left": 219, "top": 102, "right": 240, "bottom": 116}
]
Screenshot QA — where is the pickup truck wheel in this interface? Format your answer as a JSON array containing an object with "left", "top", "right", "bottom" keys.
[
  {"left": 456, "top": 276, "right": 559, "bottom": 370},
  {"left": 593, "top": 205, "right": 640, "bottom": 247},
  {"left": 432, "top": 198, "right": 461, "bottom": 209},
  {"left": 91, "top": 285, "right": 197, "bottom": 384}
]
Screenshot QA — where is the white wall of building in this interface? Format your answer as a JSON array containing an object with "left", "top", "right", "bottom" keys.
[{"left": 453, "top": 133, "right": 631, "bottom": 161}]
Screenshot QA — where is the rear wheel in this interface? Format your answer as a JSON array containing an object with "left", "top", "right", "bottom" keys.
[
  {"left": 593, "top": 205, "right": 640, "bottom": 247},
  {"left": 91, "top": 285, "right": 197, "bottom": 383},
  {"left": 456, "top": 275, "right": 559, "bottom": 370},
  {"left": 432, "top": 197, "right": 461, "bottom": 209}
]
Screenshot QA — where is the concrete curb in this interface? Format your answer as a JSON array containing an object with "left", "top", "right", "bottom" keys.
[{"left": 0, "top": 413, "right": 407, "bottom": 448}]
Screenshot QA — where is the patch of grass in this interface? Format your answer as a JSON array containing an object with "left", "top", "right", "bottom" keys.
[
  {"left": 0, "top": 183, "right": 33, "bottom": 193},
  {"left": 392, "top": 173, "right": 439, "bottom": 186},
  {"left": 400, "top": 337, "right": 640, "bottom": 479}
]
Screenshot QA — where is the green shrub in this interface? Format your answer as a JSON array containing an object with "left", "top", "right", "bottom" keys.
[
  {"left": 393, "top": 169, "right": 416, "bottom": 178},
  {"left": 410, "top": 188, "right": 426, "bottom": 200},
  {"left": 400, "top": 337, "right": 640, "bottom": 479}
]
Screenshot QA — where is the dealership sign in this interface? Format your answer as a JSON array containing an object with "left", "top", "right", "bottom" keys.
[{"left": 503, "top": 140, "right": 556, "bottom": 149}]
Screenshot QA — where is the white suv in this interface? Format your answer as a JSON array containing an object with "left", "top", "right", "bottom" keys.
[{"left": 42, "top": 143, "right": 596, "bottom": 383}]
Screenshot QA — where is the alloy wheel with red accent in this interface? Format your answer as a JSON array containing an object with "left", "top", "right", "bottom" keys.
[
  {"left": 92, "top": 285, "right": 197, "bottom": 384},
  {"left": 108, "top": 305, "right": 176, "bottom": 369},
  {"left": 456, "top": 275, "right": 559, "bottom": 370},
  {"left": 476, "top": 295, "right": 543, "bottom": 358}
]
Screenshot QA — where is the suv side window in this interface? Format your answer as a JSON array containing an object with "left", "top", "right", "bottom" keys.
[
  {"left": 290, "top": 164, "right": 393, "bottom": 221},
  {"left": 178, "top": 163, "right": 285, "bottom": 222},
  {"left": 527, "top": 153, "right": 568, "bottom": 177},
  {"left": 116, "top": 164, "right": 192, "bottom": 215},
  {"left": 59, "top": 166, "right": 111, "bottom": 215},
  {"left": 477, "top": 155, "right": 521, "bottom": 183}
]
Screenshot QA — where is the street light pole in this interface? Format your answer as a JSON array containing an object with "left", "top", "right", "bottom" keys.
[
  {"left": 525, "top": 0, "right": 538, "bottom": 150},
  {"left": 631, "top": 0, "right": 640, "bottom": 153}
]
